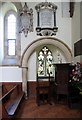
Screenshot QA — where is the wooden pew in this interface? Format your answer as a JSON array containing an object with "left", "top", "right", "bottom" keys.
[
  {"left": 0, "top": 84, "right": 24, "bottom": 119},
  {"left": 6, "top": 92, "right": 24, "bottom": 116}
]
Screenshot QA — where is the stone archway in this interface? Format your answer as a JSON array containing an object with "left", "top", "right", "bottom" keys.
[{"left": 20, "top": 37, "right": 72, "bottom": 97}]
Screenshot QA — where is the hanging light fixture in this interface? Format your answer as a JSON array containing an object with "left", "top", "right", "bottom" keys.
[
  {"left": 35, "top": 2, "right": 58, "bottom": 36},
  {"left": 19, "top": 3, "right": 33, "bottom": 37}
]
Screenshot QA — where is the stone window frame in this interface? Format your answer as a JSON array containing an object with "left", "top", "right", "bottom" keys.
[
  {"left": 4, "top": 10, "right": 17, "bottom": 59},
  {"left": 37, "top": 46, "right": 54, "bottom": 77},
  {"left": 2, "top": 8, "right": 21, "bottom": 66}
]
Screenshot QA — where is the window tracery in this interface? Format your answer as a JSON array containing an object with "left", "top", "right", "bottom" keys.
[{"left": 38, "top": 46, "right": 53, "bottom": 76}]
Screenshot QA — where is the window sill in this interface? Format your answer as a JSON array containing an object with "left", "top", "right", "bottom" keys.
[{"left": 1, "top": 59, "right": 19, "bottom": 66}]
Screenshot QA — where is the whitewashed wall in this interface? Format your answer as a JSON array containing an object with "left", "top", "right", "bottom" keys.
[
  {"left": 27, "top": 44, "right": 68, "bottom": 81},
  {"left": 72, "top": 2, "right": 80, "bottom": 63},
  {"left": 0, "top": 67, "right": 22, "bottom": 82},
  {"left": 20, "top": 2, "right": 72, "bottom": 81},
  {"left": 0, "top": 2, "right": 73, "bottom": 82},
  {"left": 0, "top": 9, "right": 4, "bottom": 63},
  {"left": 27, "top": 52, "right": 36, "bottom": 81},
  {"left": 21, "top": 2, "right": 72, "bottom": 55}
]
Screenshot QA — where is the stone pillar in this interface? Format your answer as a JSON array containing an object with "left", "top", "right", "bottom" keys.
[{"left": 22, "top": 67, "right": 28, "bottom": 99}]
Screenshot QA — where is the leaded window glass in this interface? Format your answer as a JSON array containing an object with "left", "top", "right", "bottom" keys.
[
  {"left": 38, "top": 46, "right": 53, "bottom": 76},
  {"left": 7, "top": 14, "right": 16, "bottom": 56}
]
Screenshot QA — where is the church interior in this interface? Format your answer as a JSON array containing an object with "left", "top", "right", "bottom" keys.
[{"left": 0, "top": 0, "right": 82, "bottom": 119}]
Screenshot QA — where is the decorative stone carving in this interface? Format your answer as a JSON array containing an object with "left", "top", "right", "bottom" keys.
[
  {"left": 19, "top": 3, "right": 33, "bottom": 37},
  {"left": 35, "top": 2, "right": 58, "bottom": 36},
  {"left": 36, "top": 27, "right": 58, "bottom": 36},
  {"left": 35, "top": 2, "right": 57, "bottom": 12}
]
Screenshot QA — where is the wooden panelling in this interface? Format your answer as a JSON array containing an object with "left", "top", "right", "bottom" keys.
[
  {"left": 1, "top": 81, "right": 51, "bottom": 99},
  {"left": 28, "top": 81, "right": 37, "bottom": 97},
  {"left": 74, "top": 39, "right": 82, "bottom": 56},
  {"left": 1, "top": 82, "right": 22, "bottom": 97},
  {"left": 28, "top": 81, "right": 50, "bottom": 98}
]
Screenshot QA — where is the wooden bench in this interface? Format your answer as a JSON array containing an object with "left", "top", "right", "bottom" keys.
[
  {"left": 0, "top": 84, "right": 24, "bottom": 119},
  {"left": 1, "top": 85, "right": 17, "bottom": 102},
  {"left": 6, "top": 92, "right": 24, "bottom": 116}
]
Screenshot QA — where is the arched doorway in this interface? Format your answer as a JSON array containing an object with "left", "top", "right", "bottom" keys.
[{"left": 20, "top": 37, "right": 72, "bottom": 97}]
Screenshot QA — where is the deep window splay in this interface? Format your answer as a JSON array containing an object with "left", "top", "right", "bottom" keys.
[{"left": 7, "top": 14, "right": 16, "bottom": 56}]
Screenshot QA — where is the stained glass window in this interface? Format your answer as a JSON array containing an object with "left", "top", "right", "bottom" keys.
[{"left": 38, "top": 46, "right": 53, "bottom": 76}]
